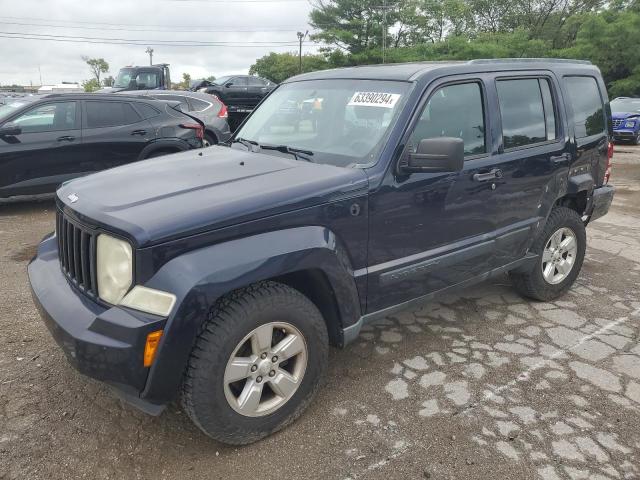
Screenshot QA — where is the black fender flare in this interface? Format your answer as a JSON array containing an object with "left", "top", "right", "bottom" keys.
[
  {"left": 140, "top": 226, "right": 360, "bottom": 404},
  {"left": 138, "top": 139, "right": 189, "bottom": 160}
]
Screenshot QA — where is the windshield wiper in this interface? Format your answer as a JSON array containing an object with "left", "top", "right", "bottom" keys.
[
  {"left": 231, "top": 137, "right": 259, "bottom": 150},
  {"left": 258, "top": 144, "right": 315, "bottom": 162}
]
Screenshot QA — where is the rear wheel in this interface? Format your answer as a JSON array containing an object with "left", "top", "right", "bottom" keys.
[
  {"left": 510, "top": 206, "right": 586, "bottom": 301},
  {"left": 181, "top": 281, "right": 328, "bottom": 445},
  {"left": 203, "top": 133, "right": 217, "bottom": 147}
]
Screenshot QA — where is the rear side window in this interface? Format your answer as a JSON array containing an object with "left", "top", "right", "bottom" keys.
[
  {"left": 156, "top": 95, "right": 189, "bottom": 112},
  {"left": 188, "top": 97, "right": 210, "bottom": 111},
  {"left": 248, "top": 76, "right": 266, "bottom": 86},
  {"left": 85, "top": 101, "right": 141, "bottom": 128},
  {"left": 134, "top": 102, "right": 160, "bottom": 119},
  {"left": 409, "top": 82, "right": 486, "bottom": 156},
  {"left": 497, "top": 78, "right": 557, "bottom": 149},
  {"left": 564, "top": 76, "right": 605, "bottom": 138}
]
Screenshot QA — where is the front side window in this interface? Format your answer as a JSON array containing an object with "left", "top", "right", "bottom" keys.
[
  {"left": 497, "top": 78, "right": 556, "bottom": 149},
  {"left": 231, "top": 77, "right": 248, "bottom": 87},
  {"left": 12, "top": 102, "right": 76, "bottom": 133},
  {"left": 86, "top": 101, "right": 141, "bottom": 128},
  {"left": 564, "top": 76, "right": 605, "bottom": 138},
  {"left": 234, "top": 79, "right": 410, "bottom": 167},
  {"left": 249, "top": 76, "right": 266, "bottom": 86},
  {"left": 409, "top": 82, "right": 486, "bottom": 156}
]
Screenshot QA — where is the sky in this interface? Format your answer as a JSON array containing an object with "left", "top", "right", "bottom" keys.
[{"left": 0, "top": 0, "right": 318, "bottom": 86}]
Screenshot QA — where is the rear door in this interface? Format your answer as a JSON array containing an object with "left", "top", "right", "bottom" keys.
[
  {"left": 247, "top": 76, "right": 269, "bottom": 106},
  {"left": 487, "top": 73, "right": 569, "bottom": 267},
  {"left": 366, "top": 77, "right": 499, "bottom": 312},
  {"left": 0, "top": 100, "right": 82, "bottom": 196},
  {"left": 225, "top": 76, "right": 249, "bottom": 105},
  {"left": 81, "top": 100, "right": 154, "bottom": 169},
  {"left": 562, "top": 76, "right": 609, "bottom": 187}
]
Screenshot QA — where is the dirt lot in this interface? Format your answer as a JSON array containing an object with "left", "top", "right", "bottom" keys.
[{"left": 1, "top": 147, "right": 639, "bottom": 480}]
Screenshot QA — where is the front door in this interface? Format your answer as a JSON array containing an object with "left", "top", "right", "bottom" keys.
[
  {"left": 366, "top": 78, "right": 500, "bottom": 312},
  {"left": 0, "top": 100, "right": 82, "bottom": 196}
]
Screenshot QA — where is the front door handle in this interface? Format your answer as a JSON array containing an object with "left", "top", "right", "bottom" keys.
[
  {"left": 473, "top": 168, "right": 503, "bottom": 182},
  {"left": 131, "top": 129, "right": 147, "bottom": 136},
  {"left": 57, "top": 135, "right": 75, "bottom": 142},
  {"left": 550, "top": 153, "right": 571, "bottom": 164}
]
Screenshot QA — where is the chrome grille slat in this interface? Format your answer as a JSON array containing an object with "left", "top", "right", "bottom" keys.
[
  {"left": 56, "top": 210, "right": 98, "bottom": 297},
  {"left": 613, "top": 119, "right": 623, "bottom": 128}
]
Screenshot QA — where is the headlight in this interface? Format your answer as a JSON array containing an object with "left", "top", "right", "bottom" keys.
[
  {"left": 625, "top": 120, "right": 636, "bottom": 128},
  {"left": 97, "top": 234, "right": 133, "bottom": 304}
]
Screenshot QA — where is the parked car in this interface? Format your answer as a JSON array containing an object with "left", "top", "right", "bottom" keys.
[
  {"left": 197, "top": 75, "right": 276, "bottom": 109},
  {"left": 29, "top": 59, "right": 614, "bottom": 445},
  {"left": 0, "top": 93, "right": 203, "bottom": 199},
  {"left": 118, "top": 89, "right": 231, "bottom": 146},
  {"left": 611, "top": 96, "right": 640, "bottom": 144}
]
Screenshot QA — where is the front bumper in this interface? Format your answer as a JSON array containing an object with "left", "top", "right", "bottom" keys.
[
  {"left": 28, "top": 234, "right": 167, "bottom": 414},
  {"left": 612, "top": 129, "right": 638, "bottom": 140},
  {"left": 589, "top": 184, "right": 615, "bottom": 222}
]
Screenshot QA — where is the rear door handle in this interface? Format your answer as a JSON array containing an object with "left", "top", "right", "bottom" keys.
[
  {"left": 131, "top": 129, "right": 147, "bottom": 136},
  {"left": 473, "top": 168, "right": 503, "bottom": 182},
  {"left": 57, "top": 135, "right": 75, "bottom": 142},
  {"left": 550, "top": 153, "right": 571, "bottom": 163}
]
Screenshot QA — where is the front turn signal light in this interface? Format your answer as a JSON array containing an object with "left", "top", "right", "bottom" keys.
[{"left": 144, "top": 330, "right": 163, "bottom": 367}]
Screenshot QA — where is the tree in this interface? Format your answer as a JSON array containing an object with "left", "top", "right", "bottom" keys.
[
  {"left": 180, "top": 73, "right": 191, "bottom": 90},
  {"left": 102, "top": 75, "right": 115, "bottom": 87},
  {"left": 250, "top": 52, "right": 330, "bottom": 83},
  {"left": 82, "top": 78, "right": 101, "bottom": 92},
  {"left": 82, "top": 57, "right": 109, "bottom": 84},
  {"left": 205, "top": 75, "right": 217, "bottom": 82}
]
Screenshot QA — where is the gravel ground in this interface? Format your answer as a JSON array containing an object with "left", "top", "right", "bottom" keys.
[{"left": 1, "top": 147, "right": 639, "bottom": 480}]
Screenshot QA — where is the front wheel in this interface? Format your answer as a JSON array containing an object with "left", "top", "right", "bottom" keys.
[
  {"left": 181, "top": 281, "right": 328, "bottom": 445},
  {"left": 510, "top": 206, "right": 586, "bottom": 301}
]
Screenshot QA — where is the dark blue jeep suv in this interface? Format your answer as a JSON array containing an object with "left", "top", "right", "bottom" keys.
[
  {"left": 611, "top": 96, "right": 640, "bottom": 144},
  {"left": 28, "top": 59, "right": 615, "bottom": 445}
]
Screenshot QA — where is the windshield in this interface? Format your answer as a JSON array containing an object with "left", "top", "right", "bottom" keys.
[
  {"left": 114, "top": 68, "right": 136, "bottom": 88},
  {"left": 233, "top": 79, "right": 410, "bottom": 167},
  {"left": 611, "top": 98, "right": 640, "bottom": 113},
  {"left": 0, "top": 100, "right": 32, "bottom": 120}
]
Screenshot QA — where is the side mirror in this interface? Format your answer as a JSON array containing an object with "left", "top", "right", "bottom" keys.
[
  {"left": 400, "top": 137, "right": 464, "bottom": 174},
  {"left": 225, "top": 82, "right": 234, "bottom": 88},
  {"left": 0, "top": 123, "right": 22, "bottom": 136}
]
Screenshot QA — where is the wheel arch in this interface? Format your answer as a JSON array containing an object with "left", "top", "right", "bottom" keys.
[
  {"left": 138, "top": 139, "right": 189, "bottom": 160},
  {"left": 140, "top": 226, "right": 361, "bottom": 404}
]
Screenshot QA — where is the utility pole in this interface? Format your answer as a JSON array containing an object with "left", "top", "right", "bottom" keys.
[
  {"left": 296, "top": 31, "right": 308, "bottom": 74},
  {"left": 382, "top": 0, "right": 386, "bottom": 63},
  {"left": 145, "top": 47, "right": 154, "bottom": 65}
]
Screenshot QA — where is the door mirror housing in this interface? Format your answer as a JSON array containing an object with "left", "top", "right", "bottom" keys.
[
  {"left": 0, "top": 123, "right": 22, "bottom": 136},
  {"left": 400, "top": 137, "right": 464, "bottom": 174}
]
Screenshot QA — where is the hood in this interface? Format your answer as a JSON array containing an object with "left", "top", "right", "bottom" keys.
[
  {"left": 57, "top": 146, "right": 368, "bottom": 247},
  {"left": 612, "top": 111, "right": 640, "bottom": 120}
]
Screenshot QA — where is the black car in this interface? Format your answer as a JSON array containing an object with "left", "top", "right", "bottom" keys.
[
  {"left": 29, "top": 59, "right": 614, "bottom": 445},
  {"left": 0, "top": 93, "right": 203, "bottom": 199},
  {"left": 197, "top": 75, "right": 276, "bottom": 109}
]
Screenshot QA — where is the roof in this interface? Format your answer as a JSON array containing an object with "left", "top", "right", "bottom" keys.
[{"left": 285, "top": 58, "right": 597, "bottom": 83}]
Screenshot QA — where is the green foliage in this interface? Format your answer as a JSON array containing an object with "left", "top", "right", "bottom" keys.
[
  {"left": 205, "top": 75, "right": 217, "bottom": 82},
  {"left": 180, "top": 73, "right": 191, "bottom": 90},
  {"left": 82, "top": 78, "right": 101, "bottom": 92},
  {"left": 82, "top": 57, "right": 109, "bottom": 84},
  {"left": 249, "top": 52, "right": 331, "bottom": 83},
  {"left": 610, "top": 66, "right": 640, "bottom": 97},
  {"left": 102, "top": 75, "right": 114, "bottom": 87}
]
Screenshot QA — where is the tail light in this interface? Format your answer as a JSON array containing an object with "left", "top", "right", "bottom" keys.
[
  {"left": 217, "top": 102, "right": 228, "bottom": 119},
  {"left": 180, "top": 123, "right": 204, "bottom": 140},
  {"left": 604, "top": 141, "right": 614, "bottom": 184}
]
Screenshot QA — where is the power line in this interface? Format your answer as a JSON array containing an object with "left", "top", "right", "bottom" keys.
[{"left": 0, "top": 34, "right": 307, "bottom": 47}]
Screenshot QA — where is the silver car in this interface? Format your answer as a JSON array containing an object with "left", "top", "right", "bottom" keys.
[{"left": 118, "top": 90, "right": 231, "bottom": 146}]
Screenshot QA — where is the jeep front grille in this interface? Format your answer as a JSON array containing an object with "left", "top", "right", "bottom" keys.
[
  {"left": 612, "top": 119, "right": 623, "bottom": 128},
  {"left": 56, "top": 210, "right": 98, "bottom": 297}
]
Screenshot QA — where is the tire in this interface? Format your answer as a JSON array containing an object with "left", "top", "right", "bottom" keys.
[
  {"left": 180, "top": 281, "right": 329, "bottom": 445},
  {"left": 203, "top": 133, "right": 217, "bottom": 148},
  {"left": 509, "top": 206, "right": 586, "bottom": 301},
  {"left": 632, "top": 133, "right": 640, "bottom": 145}
]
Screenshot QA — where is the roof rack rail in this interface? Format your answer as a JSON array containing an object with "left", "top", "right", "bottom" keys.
[{"left": 468, "top": 58, "right": 592, "bottom": 65}]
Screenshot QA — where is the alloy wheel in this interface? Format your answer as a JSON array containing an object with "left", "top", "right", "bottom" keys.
[
  {"left": 541, "top": 227, "right": 578, "bottom": 285},
  {"left": 223, "top": 322, "right": 308, "bottom": 417}
]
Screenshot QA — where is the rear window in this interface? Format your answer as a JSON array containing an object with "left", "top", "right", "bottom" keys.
[
  {"left": 564, "top": 76, "right": 605, "bottom": 138},
  {"left": 134, "top": 102, "right": 160, "bottom": 119},
  {"left": 188, "top": 98, "right": 210, "bottom": 111},
  {"left": 497, "top": 78, "right": 557, "bottom": 149},
  {"left": 86, "top": 101, "right": 141, "bottom": 128}
]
